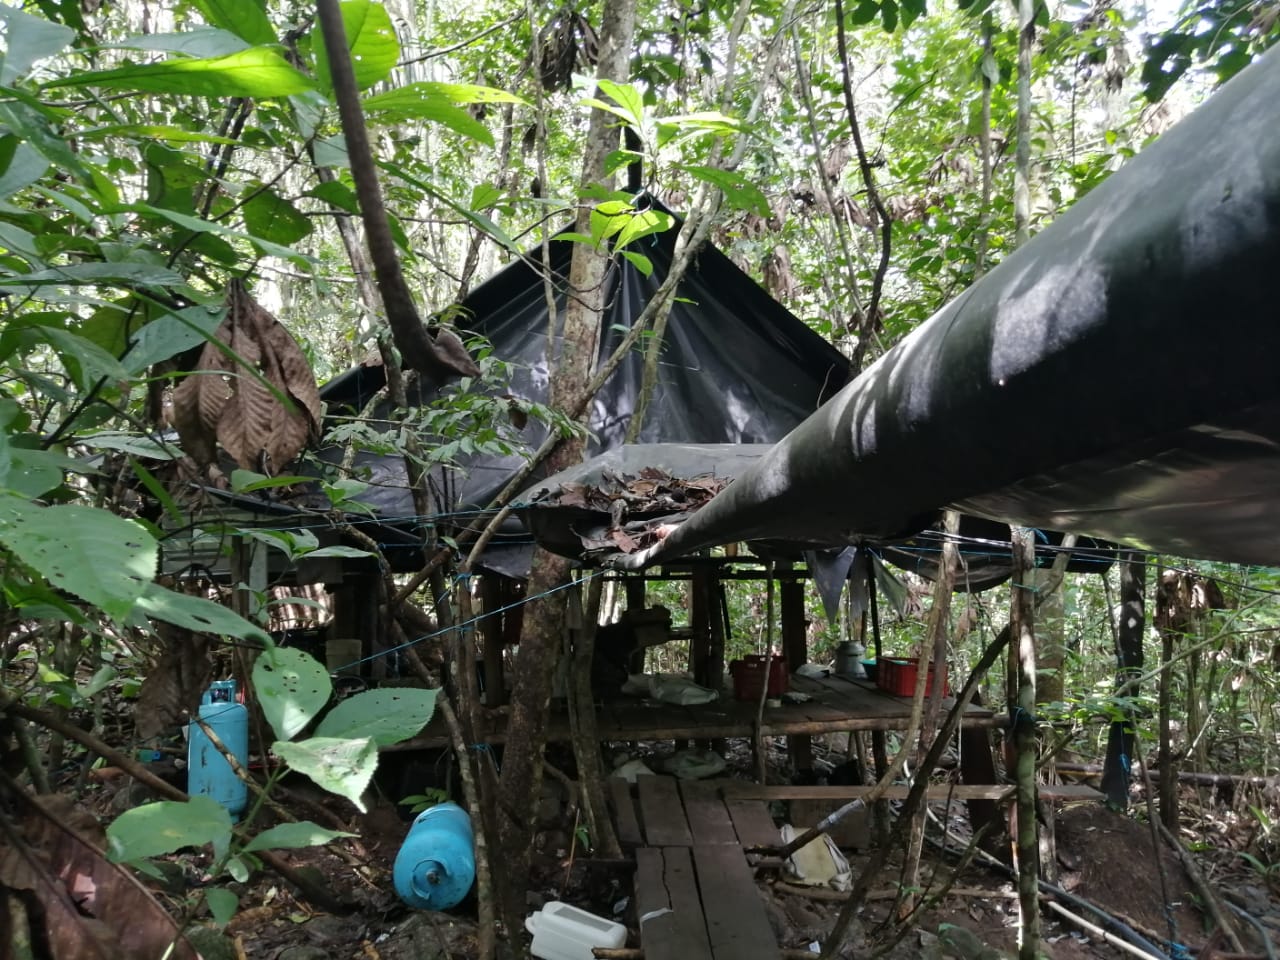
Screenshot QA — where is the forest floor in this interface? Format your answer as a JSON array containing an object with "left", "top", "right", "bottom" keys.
[{"left": 71, "top": 730, "right": 1280, "bottom": 960}]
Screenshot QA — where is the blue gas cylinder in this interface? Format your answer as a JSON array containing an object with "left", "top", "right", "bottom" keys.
[
  {"left": 393, "top": 801, "right": 475, "bottom": 910},
  {"left": 187, "top": 680, "right": 249, "bottom": 820}
]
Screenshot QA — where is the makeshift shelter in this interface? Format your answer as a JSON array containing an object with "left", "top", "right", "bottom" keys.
[
  {"left": 320, "top": 203, "right": 851, "bottom": 577},
  {"left": 551, "top": 48, "right": 1280, "bottom": 572}
]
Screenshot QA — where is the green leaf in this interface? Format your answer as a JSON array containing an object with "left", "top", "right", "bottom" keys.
[
  {"left": 0, "top": 445, "right": 74, "bottom": 497},
  {"left": 32, "top": 325, "right": 132, "bottom": 388},
  {"left": 205, "top": 888, "right": 239, "bottom": 928},
  {"left": 680, "top": 165, "right": 770, "bottom": 218},
  {"left": 880, "top": 0, "right": 899, "bottom": 31},
  {"left": 242, "top": 820, "right": 356, "bottom": 853},
  {"left": 401, "top": 81, "right": 525, "bottom": 106},
  {"left": 106, "top": 796, "right": 233, "bottom": 863},
  {"left": 362, "top": 86, "right": 493, "bottom": 145},
  {"left": 0, "top": 5, "right": 75, "bottom": 84},
  {"left": 48, "top": 48, "right": 314, "bottom": 98},
  {"left": 589, "top": 199, "right": 634, "bottom": 247},
  {"left": 79, "top": 432, "right": 177, "bottom": 460},
  {"left": 306, "top": 180, "right": 359, "bottom": 213},
  {"left": 314, "top": 687, "right": 437, "bottom": 746},
  {"left": 592, "top": 79, "right": 645, "bottom": 128},
  {"left": 107, "top": 28, "right": 252, "bottom": 58},
  {"left": 243, "top": 188, "right": 312, "bottom": 246},
  {"left": 850, "top": 0, "right": 879, "bottom": 24},
  {"left": 253, "top": 647, "right": 332, "bottom": 741},
  {"left": 615, "top": 208, "right": 675, "bottom": 251},
  {"left": 273, "top": 737, "right": 377, "bottom": 812},
  {"left": 128, "top": 202, "right": 313, "bottom": 267},
  {"left": 188, "top": 0, "right": 275, "bottom": 46},
  {"left": 313, "top": 0, "right": 399, "bottom": 94},
  {"left": 0, "top": 261, "right": 182, "bottom": 289},
  {"left": 120, "top": 303, "right": 227, "bottom": 374},
  {"left": 0, "top": 138, "right": 50, "bottom": 199},
  {"left": 134, "top": 582, "right": 271, "bottom": 643},
  {"left": 225, "top": 856, "right": 250, "bottom": 883},
  {"left": 618, "top": 250, "right": 653, "bottom": 277},
  {"left": 229, "top": 469, "right": 312, "bottom": 492},
  {"left": 0, "top": 494, "right": 156, "bottom": 619}
]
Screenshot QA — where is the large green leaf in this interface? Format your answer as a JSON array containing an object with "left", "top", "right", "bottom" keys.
[
  {"left": 133, "top": 582, "right": 271, "bottom": 644},
  {"left": 205, "top": 888, "right": 239, "bottom": 928},
  {"left": 679, "top": 164, "right": 770, "bottom": 218},
  {"left": 313, "top": 0, "right": 399, "bottom": 93},
  {"left": 0, "top": 5, "right": 75, "bottom": 84},
  {"left": 314, "top": 687, "right": 437, "bottom": 746},
  {"left": 188, "top": 0, "right": 275, "bottom": 46},
  {"left": 252, "top": 647, "right": 332, "bottom": 741},
  {"left": 0, "top": 139, "right": 50, "bottom": 199},
  {"left": 108, "top": 28, "right": 251, "bottom": 58},
  {"left": 0, "top": 493, "right": 156, "bottom": 620},
  {"left": 362, "top": 86, "right": 493, "bottom": 145},
  {"left": 273, "top": 737, "right": 377, "bottom": 812},
  {"left": 106, "top": 796, "right": 233, "bottom": 863},
  {"left": 242, "top": 820, "right": 355, "bottom": 853},
  {"left": 242, "top": 188, "right": 312, "bottom": 246},
  {"left": 47, "top": 48, "right": 313, "bottom": 99},
  {"left": 0, "top": 261, "right": 182, "bottom": 288},
  {"left": 129, "top": 202, "right": 313, "bottom": 268},
  {"left": 0, "top": 441, "right": 83, "bottom": 497},
  {"left": 32, "top": 325, "right": 132, "bottom": 388},
  {"left": 119, "top": 303, "right": 226, "bottom": 373}
]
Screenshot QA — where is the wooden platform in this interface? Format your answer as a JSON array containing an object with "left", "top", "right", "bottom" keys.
[
  {"left": 388, "top": 673, "right": 998, "bottom": 751},
  {"left": 616, "top": 777, "right": 783, "bottom": 960}
]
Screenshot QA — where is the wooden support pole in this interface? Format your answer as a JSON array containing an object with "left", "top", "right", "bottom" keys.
[
  {"left": 690, "top": 565, "right": 712, "bottom": 687},
  {"left": 781, "top": 572, "right": 811, "bottom": 772}
]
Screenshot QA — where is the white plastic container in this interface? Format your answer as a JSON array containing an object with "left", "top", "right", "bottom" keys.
[{"left": 525, "top": 901, "right": 627, "bottom": 960}]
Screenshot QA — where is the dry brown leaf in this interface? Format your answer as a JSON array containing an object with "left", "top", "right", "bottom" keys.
[
  {"left": 14, "top": 793, "right": 201, "bottom": 960},
  {"left": 171, "top": 281, "right": 320, "bottom": 473}
]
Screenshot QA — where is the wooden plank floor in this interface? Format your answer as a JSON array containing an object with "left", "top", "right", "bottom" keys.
[
  {"left": 390, "top": 673, "right": 998, "bottom": 750},
  {"left": 625, "top": 777, "right": 783, "bottom": 960}
]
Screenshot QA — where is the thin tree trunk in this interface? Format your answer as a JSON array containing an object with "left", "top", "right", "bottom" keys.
[
  {"left": 566, "top": 578, "right": 622, "bottom": 859},
  {"left": 1155, "top": 565, "right": 1180, "bottom": 831},
  {"left": 974, "top": 12, "right": 996, "bottom": 280},
  {"left": 1014, "top": 0, "right": 1036, "bottom": 246},
  {"left": 1010, "top": 527, "right": 1040, "bottom": 960},
  {"left": 1102, "top": 551, "right": 1145, "bottom": 808},
  {"left": 496, "top": 0, "right": 638, "bottom": 927}
]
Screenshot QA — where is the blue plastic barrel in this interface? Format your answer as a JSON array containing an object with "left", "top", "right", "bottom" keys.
[
  {"left": 187, "top": 680, "right": 249, "bottom": 820},
  {"left": 393, "top": 801, "right": 476, "bottom": 910}
]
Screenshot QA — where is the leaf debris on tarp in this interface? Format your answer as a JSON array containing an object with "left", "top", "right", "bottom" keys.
[{"left": 529, "top": 466, "right": 729, "bottom": 559}]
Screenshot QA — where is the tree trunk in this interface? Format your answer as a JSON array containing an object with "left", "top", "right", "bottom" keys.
[
  {"left": 1102, "top": 551, "right": 1145, "bottom": 808},
  {"left": 495, "top": 0, "right": 638, "bottom": 929},
  {"left": 1010, "top": 527, "right": 1040, "bottom": 960}
]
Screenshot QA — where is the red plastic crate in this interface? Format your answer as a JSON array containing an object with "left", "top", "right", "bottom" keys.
[
  {"left": 876, "top": 657, "right": 949, "bottom": 697},
  {"left": 731, "top": 655, "right": 789, "bottom": 701}
]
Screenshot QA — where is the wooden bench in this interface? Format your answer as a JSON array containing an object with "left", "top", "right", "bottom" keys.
[{"left": 610, "top": 777, "right": 783, "bottom": 960}]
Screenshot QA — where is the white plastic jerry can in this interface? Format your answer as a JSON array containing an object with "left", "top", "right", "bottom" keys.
[{"left": 525, "top": 901, "right": 627, "bottom": 960}]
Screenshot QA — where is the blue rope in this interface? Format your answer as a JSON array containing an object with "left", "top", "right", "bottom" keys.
[{"left": 332, "top": 570, "right": 600, "bottom": 672}]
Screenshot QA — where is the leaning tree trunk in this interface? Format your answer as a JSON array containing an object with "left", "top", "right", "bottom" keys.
[{"left": 495, "top": 0, "right": 639, "bottom": 928}]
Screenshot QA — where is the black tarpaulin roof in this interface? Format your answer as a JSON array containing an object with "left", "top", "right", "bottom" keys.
[
  {"left": 600, "top": 47, "right": 1280, "bottom": 570},
  {"left": 320, "top": 203, "right": 851, "bottom": 574}
]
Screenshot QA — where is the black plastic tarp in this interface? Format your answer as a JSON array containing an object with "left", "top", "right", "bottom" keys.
[
  {"left": 320, "top": 202, "right": 850, "bottom": 574},
  {"left": 608, "top": 48, "right": 1280, "bottom": 570}
]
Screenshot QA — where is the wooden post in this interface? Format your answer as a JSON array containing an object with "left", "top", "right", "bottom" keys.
[
  {"left": 781, "top": 572, "right": 811, "bottom": 772},
  {"left": 1010, "top": 527, "right": 1040, "bottom": 960},
  {"left": 625, "top": 576, "right": 647, "bottom": 674},
  {"left": 690, "top": 566, "right": 712, "bottom": 686},
  {"left": 479, "top": 575, "right": 507, "bottom": 706}
]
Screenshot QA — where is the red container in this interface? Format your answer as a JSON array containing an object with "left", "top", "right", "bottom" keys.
[
  {"left": 876, "top": 657, "right": 950, "bottom": 697},
  {"left": 731, "top": 655, "right": 789, "bottom": 701}
]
